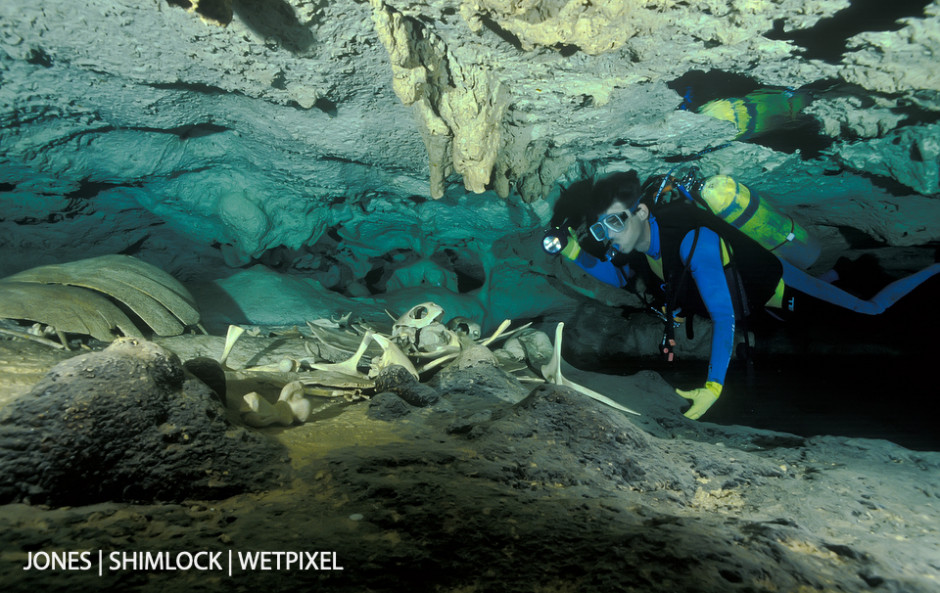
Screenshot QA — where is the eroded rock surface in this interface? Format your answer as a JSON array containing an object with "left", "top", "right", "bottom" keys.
[{"left": 0, "top": 338, "right": 289, "bottom": 506}]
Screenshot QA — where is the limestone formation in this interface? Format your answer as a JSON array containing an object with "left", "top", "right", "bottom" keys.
[
  {"left": 371, "top": 0, "right": 508, "bottom": 198},
  {"left": 1, "top": 1, "right": 938, "bottom": 321}
]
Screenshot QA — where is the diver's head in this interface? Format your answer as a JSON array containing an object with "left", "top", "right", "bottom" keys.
[
  {"left": 588, "top": 171, "right": 653, "bottom": 256},
  {"left": 591, "top": 201, "right": 651, "bottom": 255}
]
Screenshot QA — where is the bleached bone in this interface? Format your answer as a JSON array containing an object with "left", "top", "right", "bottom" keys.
[
  {"left": 478, "top": 320, "right": 533, "bottom": 348},
  {"left": 391, "top": 302, "right": 445, "bottom": 353},
  {"left": 241, "top": 391, "right": 294, "bottom": 427},
  {"left": 478, "top": 319, "right": 512, "bottom": 347},
  {"left": 242, "top": 358, "right": 300, "bottom": 373},
  {"left": 306, "top": 320, "right": 375, "bottom": 354},
  {"left": 370, "top": 333, "right": 420, "bottom": 379},
  {"left": 541, "top": 322, "right": 640, "bottom": 416},
  {"left": 418, "top": 351, "right": 460, "bottom": 373},
  {"left": 446, "top": 316, "right": 481, "bottom": 340},
  {"left": 219, "top": 324, "right": 246, "bottom": 368},
  {"left": 277, "top": 380, "right": 313, "bottom": 423},
  {"left": 391, "top": 302, "right": 444, "bottom": 335},
  {"left": 0, "top": 326, "right": 66, "bottom": 349},
  {"left": 310, "top": 330, "right": 374, "bottom": 377},
  {"left": 406, "top": 321, "right": 463, "bottom": 359}
]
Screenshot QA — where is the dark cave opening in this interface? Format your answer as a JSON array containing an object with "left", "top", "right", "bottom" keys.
[
  {"left": 583, "top": 276, "right": 940, "bottom": 451},
  {"left": 25, "top": 48, "right": 53, "bottom": 68},
  {"left": 165, "top": 123, "right": 230, "bottom": 139},
  {"left": 64, "top": 179, "right": 130, "bottom": 200},
  {"left": 764, "top": 0, "right": 933, "bottom": 63},
  {"left": 314, "top": 97, "right": 338, "bottom": 118},
  {"left": 166, "top": 0, "right": 233, "bottom": 27},
  {"left": 430, "top": 248, "right": 486, "bottom": 293},
  {"left": 478, "top": 13, "right": 525, "bottom": 52},
  {"left": 668, "top": 70, "right": 760, "bottom": 110}
]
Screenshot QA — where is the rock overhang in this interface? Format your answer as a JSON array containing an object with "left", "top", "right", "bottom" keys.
[{"left": 0, "top": 0, "right": 937, "bottom": 332}]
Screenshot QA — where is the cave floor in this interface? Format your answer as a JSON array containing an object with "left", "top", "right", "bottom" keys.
[{"left": 0, "top": 336, "right": 938, "bottom": 593}]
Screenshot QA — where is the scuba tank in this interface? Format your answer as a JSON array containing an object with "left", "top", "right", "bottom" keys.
[{"left": 695, "top": 175, "right": 821, "bottom": 270}]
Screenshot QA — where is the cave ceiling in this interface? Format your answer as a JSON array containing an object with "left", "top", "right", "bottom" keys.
[{"left": 1, "top": 0, "right": 938, "bottom": 328}]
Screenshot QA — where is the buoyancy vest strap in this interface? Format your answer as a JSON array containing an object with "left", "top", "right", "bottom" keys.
[
  {"left": 647, "top": 253, "right": 665, "bottom": 281},
  {"left": 765, "top": 278, "right": 786, "bottom": 309},
  {"left": 668, "top": 228, "right": 700, "bottom": 314},
  {"left": 724, "top": 240, "right": 752, "bottom": 361},
  {"left": 719, "top": 238, "right": 731, "bottom": 266},
  {"left": 661, "top": 229, "right": 701, "bottom": 359}
]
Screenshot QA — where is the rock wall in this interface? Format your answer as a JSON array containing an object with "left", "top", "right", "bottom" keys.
[{"left": 0, "top": 0, "right": 938, "bottom": 331}]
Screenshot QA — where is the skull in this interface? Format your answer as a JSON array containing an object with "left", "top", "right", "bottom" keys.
[
  {"left": 391, "top": 302, "right": 445, "bottom": 352},
  {"left": 414, "top": 321, "right": 461, "bottom": 355},
  {"left": 446, "top": 316, "right": 482, "bottom": 341},
  {"left": 517, "top": 329, "right": 554, "bottom": 367}
]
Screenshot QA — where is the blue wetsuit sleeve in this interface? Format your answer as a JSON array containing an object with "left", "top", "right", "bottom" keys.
[
  {"left": 680, "top": 228, "right": 735, "bottom": 385},
  {"left": 572, "top": 250, "right": 633, "bottom": 288}
]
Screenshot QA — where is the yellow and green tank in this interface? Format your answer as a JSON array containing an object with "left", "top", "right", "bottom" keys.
[{"left": 698, "top": 175, "right": 821, "bottom": 269}]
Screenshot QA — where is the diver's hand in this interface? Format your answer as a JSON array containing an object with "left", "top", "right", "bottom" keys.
[
  {"left": 560, "top": 227, "right": 581, "bottom": 260},
  {"left": 676, "top": 381, "right": 722, "bottom": 420},
  {"left": 543, "top": 227, "right": 581, "bottom": 259}
]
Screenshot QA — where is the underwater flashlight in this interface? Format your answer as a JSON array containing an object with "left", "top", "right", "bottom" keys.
[{"left": 542, "top": 227, "right": 567, "bottom": 254}]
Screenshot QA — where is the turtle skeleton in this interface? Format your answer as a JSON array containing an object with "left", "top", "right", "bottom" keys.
[
  {"left": 218, "top": 302, "right": 638, "bottom": 427},
  {"left": 0, "top": 255, "right": 203, "bottom": 347}
]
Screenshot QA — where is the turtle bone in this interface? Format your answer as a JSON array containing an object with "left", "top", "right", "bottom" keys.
[
  {"left": 480, "top": 321, "right": 533, "bottom": 347},
  {"left": 417, "top": 351, "right": 460, "bottom": 373},
  {"left": 391, "top": 302, "right": 445, "bottom": 347},
  {"left": 309, "top": 329, "right": 374, "bottom": 377},
  {"left": 219, "top": 324, "right": 246, "bottom": 368},
  {"left": 278, "top": 380, "right": 313, "bottom": 423},
  {"left": 241, "top": 391, "right": 295, "bottom": 427},
  {"left": 242, "top": 357, "right": 301, "bottom": 373},
  {"left": 541, "top": 322, "right": 640, "bottom": 416},
  {"left": 369, "top": 333, "right": 420, "bottom": 379},
  {"left": 446, "top": 316, "right": 481, "bottom": 340},
  {"left": 414, "top": 321, "right": 462, "bottom": 356},
  {"left": 478, "top": 319, "right": 512, "bottom": 347},
  {"left": 0, "top": 326, "right": 67, "bottom": 349}
]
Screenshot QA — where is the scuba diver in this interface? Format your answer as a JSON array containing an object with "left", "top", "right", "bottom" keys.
[
  {"left": 543, "top": 169, "right": 940, "bottom": 420},
  {"left": 693, "top": 87, "right": 813, "bottom": 141}
]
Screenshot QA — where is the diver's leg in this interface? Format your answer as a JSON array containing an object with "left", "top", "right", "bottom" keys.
[
  {"left": 780, "top": 260, "right": 940, "bottom": 315},
  {"left": 868, "top": 262, "right": 940, "bottom": 312}
]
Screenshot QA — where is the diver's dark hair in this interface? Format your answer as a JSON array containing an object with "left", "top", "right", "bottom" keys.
[
  {"left": 553, "top": 170, "right": 655, "bottom": 230},
  {"left": 587, "top": 170, "right": 648, "bottom": 222}
]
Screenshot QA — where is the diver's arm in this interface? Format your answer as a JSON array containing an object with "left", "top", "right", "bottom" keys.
[
  {"left": 552, "top": 227, "right": 634, "bottom": 288},
  {"left": 572, "top": 251, "right": 634, "bottom": 288},
  {"left": 680, "top": 228, "right": 735, "bottom": 387}
]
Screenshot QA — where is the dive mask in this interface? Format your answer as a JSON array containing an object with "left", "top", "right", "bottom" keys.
[{"left": 589, "top": 212, "right": 628, "bottom": 242}]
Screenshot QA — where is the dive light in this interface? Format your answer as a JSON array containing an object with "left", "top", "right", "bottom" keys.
[{"left": 542, "top": 226, "right": 567, "bottom": 254}]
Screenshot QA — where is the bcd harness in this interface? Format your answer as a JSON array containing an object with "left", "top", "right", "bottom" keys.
[{"left": 646, "top": 185, "right": 783, "bottom": 363}]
